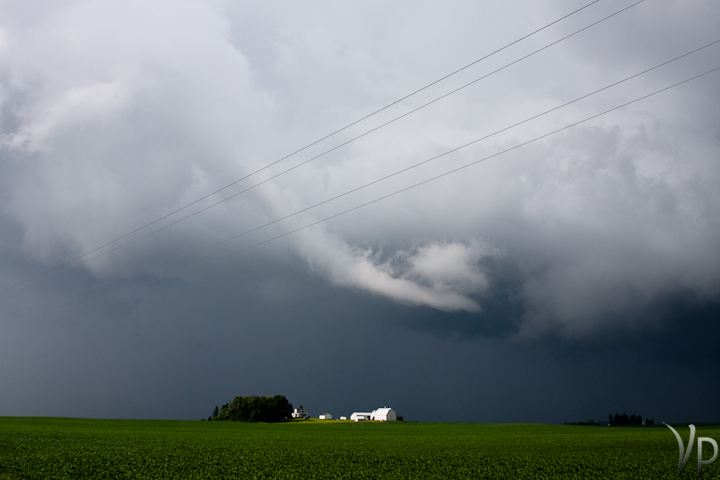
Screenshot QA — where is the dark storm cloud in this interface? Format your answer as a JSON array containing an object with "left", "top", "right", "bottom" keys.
[
  {"left": 4, "top": 248, "right": 717, "bottom": 423},
  {"left": 0, "top": 0, "right": 718, "bottom": 421}
]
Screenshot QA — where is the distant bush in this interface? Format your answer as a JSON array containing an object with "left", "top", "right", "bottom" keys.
[{"left": 214, "top": 395, "right": 293, "bottom": 422}]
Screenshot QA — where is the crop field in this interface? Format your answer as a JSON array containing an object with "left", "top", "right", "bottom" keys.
[{"left": 0, "top": 418, "right": 718, "bottom": 479}]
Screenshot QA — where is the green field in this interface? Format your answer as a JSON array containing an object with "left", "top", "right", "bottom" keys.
[{"left": 1, "top": 417, "right": 718, "bottom": 479}]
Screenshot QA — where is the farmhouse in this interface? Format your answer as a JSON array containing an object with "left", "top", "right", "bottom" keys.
[
  {"left": 291, "top": 406, "right": 309, "bottom": 419},
  {"left": 370, "top": 407, "right": 397, "bottom": 421},
  {"left": 350, "top": 412, "right": 372, "bottom": 422}
]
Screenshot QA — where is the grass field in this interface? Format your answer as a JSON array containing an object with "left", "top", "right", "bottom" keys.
[{"left": 1, "top": 417, "right": 718, "bottom": 479}]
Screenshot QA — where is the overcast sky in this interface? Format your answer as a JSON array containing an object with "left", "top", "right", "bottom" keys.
[{"left": 0, "top": 0, "right": 718, "bottom": 423}]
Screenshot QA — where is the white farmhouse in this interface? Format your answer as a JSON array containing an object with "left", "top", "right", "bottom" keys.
[
  {"left": 351, "top": 412, "right": 372, "bottom": 422},
  {"left": 370, "top": 407, "right": 397, "bottom": 421},
  {"left": 318, "top": 413, "right": 332, "bottom": 420},
  {"left": 292, "top": 406, "right": 309, "bottom": 419}
]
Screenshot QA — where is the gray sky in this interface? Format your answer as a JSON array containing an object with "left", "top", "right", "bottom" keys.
[{"left": 0, "top": 0, "right": 718, "bottom": 423}]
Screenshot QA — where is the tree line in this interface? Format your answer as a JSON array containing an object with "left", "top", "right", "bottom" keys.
[
  {"left": 608, "top": 412, "right": 653, "bottom": 426},
  {"left": 564, "top": 413, "right": 655, "bottom": 426},
  {"left": 205, "top": 395, "right": 293, "bottom": 422}
]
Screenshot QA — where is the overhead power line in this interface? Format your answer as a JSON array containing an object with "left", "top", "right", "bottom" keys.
[
  {"left": 37, "top": 55, "right": 719, "bottom": 310},
  {"left": 65, "top": 66, "right": 719, "bottom": 311},
  {"left": 2, "top": 0, "right": 645, "bottom": 297}
]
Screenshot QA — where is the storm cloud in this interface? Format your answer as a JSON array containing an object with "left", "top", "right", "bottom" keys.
[{"left": 0, "top": 0, "right": 718, "bottom": 422}]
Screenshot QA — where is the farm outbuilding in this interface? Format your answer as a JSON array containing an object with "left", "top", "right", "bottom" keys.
[
  {"left": 318, "top": 413, "right": 332, "bottom": 420},
  {"left": 370, "top": 408, "right": 397, "bottom": 421},
  {"left": 350, "top": 412, "right": 372, "bottom": 421}
]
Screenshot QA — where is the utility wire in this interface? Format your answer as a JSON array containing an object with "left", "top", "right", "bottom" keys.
[
  {"left": 1, "top": 0, "right": 603, "bottom": 294},
  {"left": 2, "top": 0, "right": 644, "bottom": 296},
  {"left": 40, "top": 64, "right": 720, "bottom": 311},
  {"left": 38, "top": 40, "right": 719, "bottom": 306}
]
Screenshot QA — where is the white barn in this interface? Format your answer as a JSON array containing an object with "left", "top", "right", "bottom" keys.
[
  {"left": 350, "top": 412, "right": 372, "bottom": 421},
  {"left": 371, "top": 407, "right": 397, "bottom": 421}
]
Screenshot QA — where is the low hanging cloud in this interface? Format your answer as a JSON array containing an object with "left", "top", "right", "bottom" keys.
[
  {"left": 0, "top": 0, "right": 718, "bottom": 340},
  {"left": 298, "top": 229, "right": 493, "bottom": 312}
]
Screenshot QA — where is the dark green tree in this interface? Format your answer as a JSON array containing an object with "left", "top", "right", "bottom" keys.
[{"left": 213, "top": 395, "right": 293, "bottom": 422}]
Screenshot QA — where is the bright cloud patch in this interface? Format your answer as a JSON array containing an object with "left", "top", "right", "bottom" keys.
[{"left": 299, "top": 230, "right": 493, "bottom": 312}]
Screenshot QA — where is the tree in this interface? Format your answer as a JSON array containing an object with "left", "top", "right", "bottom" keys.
[
  {"left": 212, "top": 405, "right": 219, "bottom": 419},
  {"left": 213, "top": 395, "right": 293, "bottom": 422}
]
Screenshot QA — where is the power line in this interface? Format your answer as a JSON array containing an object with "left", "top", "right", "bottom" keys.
[
  {"left": 73, "top": 67, "right": 720, "bottom": 309},
  {"left": 2, "top": 0, "right": 645, "bottom": 296},
  {"left": 39, "top": 63, "right": 719, "bottom": 311},
  {"left": 39, "top": 40, "right": 719, "bottom": 306},
  {"left": 0, "top": 0, "right": 604, "bottom": 294}
]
